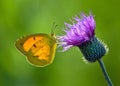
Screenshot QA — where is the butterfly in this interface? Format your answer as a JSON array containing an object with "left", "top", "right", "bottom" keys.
[{"left": 15, "top": 33, "right": 57, "bottom": 67}]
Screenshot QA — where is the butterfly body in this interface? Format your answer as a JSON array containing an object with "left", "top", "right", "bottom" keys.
[{"left": 15, "top": 33, "right": 57, "bottom": 67}]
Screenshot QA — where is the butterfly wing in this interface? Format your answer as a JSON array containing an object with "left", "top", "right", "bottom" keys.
[{"left": 15, "top": 33, "right": 57, "bottom": 67}]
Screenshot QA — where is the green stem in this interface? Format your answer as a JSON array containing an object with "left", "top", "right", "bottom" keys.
[{"left": 98, "top": 59, "right": 113, "bottom": 86}]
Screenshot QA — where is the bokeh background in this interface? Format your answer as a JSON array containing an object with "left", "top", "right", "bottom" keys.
[{"left": 0, "top": 0, "right": 119, "bottom": 86}]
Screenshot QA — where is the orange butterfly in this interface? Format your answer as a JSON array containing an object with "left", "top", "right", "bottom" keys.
[{"left": 15, "top": 33, "right": 57, "bottom": 67}]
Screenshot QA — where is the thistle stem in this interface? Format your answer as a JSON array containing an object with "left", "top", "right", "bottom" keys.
[{"left": 98, "top": 59, "right": 113, "bottom": 86}]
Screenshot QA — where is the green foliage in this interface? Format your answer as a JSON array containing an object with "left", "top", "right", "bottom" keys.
[{"left": 0, "top": 0, "right": 119, "bottom": 86}]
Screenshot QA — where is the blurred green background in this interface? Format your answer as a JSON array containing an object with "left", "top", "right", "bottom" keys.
[{"left": 0, "top": 0, "right": 120, "bottom": 86}]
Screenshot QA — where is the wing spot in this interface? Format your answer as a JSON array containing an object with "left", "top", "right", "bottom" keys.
[
  {"left": 33, "top": 36, "right": 35, "bottom": 40},
  {"left": 35, "top": 55, "right": 39, "bottom": 58},
  {"left": 33, "top": 44, "right": 37, "bottom": 48}
]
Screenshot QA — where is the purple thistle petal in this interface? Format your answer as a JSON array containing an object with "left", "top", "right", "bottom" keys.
[{"left": 57, "top": 12, "right": 96, "bottom": 51}]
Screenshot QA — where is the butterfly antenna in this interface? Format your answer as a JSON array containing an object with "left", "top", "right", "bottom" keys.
[{"left": 51, "top": 21, "right": 58, "bottom": 36}]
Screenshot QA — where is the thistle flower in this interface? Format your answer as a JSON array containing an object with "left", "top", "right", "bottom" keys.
[
  {"left": 58, "top": 13, "right": 96, "bottom": 51},
  {"left": 58, "top": 12, "right": 113, "bottom": 86},
  {"left": 58, "top": 13, "right": 106, "bottom": 62}
]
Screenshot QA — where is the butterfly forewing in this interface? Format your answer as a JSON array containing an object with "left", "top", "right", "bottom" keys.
[{"left": 15, "top": 33, "right": 57, "bottom": 67}]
